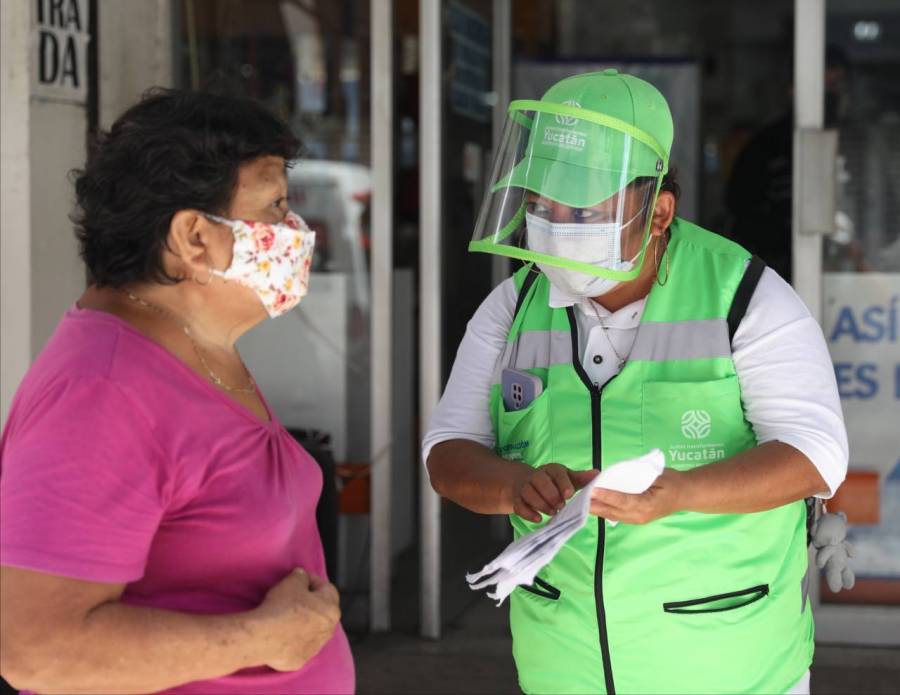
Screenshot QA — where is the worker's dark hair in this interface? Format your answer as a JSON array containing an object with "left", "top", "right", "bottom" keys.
[
  {"left": 71, "top": 88, "right": 302, "bottom": 287},
  {"left": 660, "top": 167, "right": 680, "bottom": 202},
  {"left": 636, "top": 166, "right": 680, "bottom": 203},
  {"left": 630, "top": 167, "right": 680, "bottom": 234}
]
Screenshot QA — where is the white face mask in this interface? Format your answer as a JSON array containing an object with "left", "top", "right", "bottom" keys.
[
  {"left": 206, "top": 211, "right": 316, "bottom": 317},
  {"left": 525, "top": 210, "right": 643, "bottom": 297}
]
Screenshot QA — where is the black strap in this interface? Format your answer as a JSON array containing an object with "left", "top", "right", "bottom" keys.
[
  {"left": 805, "top": 497, "right": 817, "bottom": 546},
  {"left": 513, "top": 267, "right": 540, "bottom": 320},
  {"left": 727, "top": 255, "right": 766, "bottom": 343}
]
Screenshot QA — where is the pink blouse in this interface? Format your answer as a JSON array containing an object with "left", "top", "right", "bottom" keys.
[{"left": 0, "top": 306, "right": 354, "bottom": 694}]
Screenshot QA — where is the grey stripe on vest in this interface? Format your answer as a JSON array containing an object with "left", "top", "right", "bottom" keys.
[
  {"left": 630, "top": 319, "right": 731, "bottom": 362},
  {"left": 492, "top": 330, "right": 572, "bottom": 385},
  {"left": 801, "top": 566, "right": 810, "bottom": 614},
  {"left": 492, "top": 319, "right": 731, "bottom": 386}
]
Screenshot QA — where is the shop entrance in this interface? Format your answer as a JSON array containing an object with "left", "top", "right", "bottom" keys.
[{"left": 417, "top": 0, "right": 900, "bottom": 645}]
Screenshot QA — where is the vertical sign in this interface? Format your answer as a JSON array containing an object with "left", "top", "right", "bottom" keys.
[
  {"left": 447, "top": 1, "right": 491, "bottom": 123},
  {"left": 824, "top": 272, "right": 900, "bottom": 598},
  {"left": 824, "top": 273, "right": 900, "bottom": 468},
  {"left": 31, "top": 0, "right": 91, "bottom": 104}
]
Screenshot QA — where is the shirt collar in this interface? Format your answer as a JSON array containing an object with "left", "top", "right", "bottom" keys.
[{"left": 548, "top": 283, "right": 647, "bottom": 328}]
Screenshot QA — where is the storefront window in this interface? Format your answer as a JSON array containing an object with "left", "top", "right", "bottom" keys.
[
  {"left": 174, "top": 0, "right": 375, "bottom": 611},
  {"left": 820, "top": 2, "right": 900, "bottom": 606}
]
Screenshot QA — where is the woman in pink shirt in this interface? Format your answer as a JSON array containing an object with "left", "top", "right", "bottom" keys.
[{"left": 0, "top": 89, "right": 354, "bottom": 694}]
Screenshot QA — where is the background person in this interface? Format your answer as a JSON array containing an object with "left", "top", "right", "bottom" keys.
[
  {"left": 0, "top": 89, "right": 354, "bottom": 694},
  {"left": 725, "top": 45, "right": 857, "bottom": 280}
]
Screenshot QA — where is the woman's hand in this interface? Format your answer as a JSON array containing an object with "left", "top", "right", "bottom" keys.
[
  {"left": 251, "top": 568, "right": 341, "bottom": 672},
  {"left": 511, "top": 463, "right": 599, "bottom": 522},
  {"left": 589, "top": 467, "right": 686, "bottom": 524}
]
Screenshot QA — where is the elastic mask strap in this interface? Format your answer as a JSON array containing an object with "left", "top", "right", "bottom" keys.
[
  {"left": 614, "top": 208, "right": 647, "bottom": 262},
  {"left": 628, "top": 177, "right": 664, "bottom": 275},
  {"left": 202, "top": 214, "right": 238, "bottom": 278},
  {"left": 627, "top": 228, "right": 653, "bottom": 265},
  {"left": 204, "top": 213, "right": 236, "bottom": 228},
  {"left": 620, "top": 208, "right": 644, "bottom": 231}
]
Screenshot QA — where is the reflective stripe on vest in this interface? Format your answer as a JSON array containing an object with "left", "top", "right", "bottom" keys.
[{"left": 492, "top": 319, "right": 731, "bottom": 387}]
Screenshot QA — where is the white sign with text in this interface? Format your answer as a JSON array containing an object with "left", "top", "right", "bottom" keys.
[
  {"left": 31, "top": 0, "right": 91, "bottom": 104},
  {"left": 823, "top": 272, "right": 900, "bottom": 476}
]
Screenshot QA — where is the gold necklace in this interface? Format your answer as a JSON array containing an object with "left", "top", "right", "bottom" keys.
[
  {"left": 588, "top": 300, "right": 626, "bottom": 368},
  {"left": 123, "top": 290, "right": 256, "bottom": 395}
]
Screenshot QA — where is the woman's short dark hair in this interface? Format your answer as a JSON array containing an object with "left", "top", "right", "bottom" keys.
[{"left": 72, "top": 88, "right": 302, "bottom": 287}]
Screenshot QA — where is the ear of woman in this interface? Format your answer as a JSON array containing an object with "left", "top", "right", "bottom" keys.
[{"left": 165, "top": 211, "right": 233, "bottom": 284}]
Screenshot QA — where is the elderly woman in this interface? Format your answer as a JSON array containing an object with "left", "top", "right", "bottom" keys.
[{"left": 0, "top": 89, "right": 354, "bottom": 694}]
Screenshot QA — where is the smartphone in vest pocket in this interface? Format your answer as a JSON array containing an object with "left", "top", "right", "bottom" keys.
[{"left": 501, "top": 368, "right": 544, "bottom": 411}]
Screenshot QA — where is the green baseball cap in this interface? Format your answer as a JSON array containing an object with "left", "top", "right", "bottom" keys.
[{"left": 493, "top": 69, "right": 674, "bottom": 208}]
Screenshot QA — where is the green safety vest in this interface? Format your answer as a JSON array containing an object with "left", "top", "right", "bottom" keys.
[{"left": 488, "top": 218, "right": 813, "bottom": 694}]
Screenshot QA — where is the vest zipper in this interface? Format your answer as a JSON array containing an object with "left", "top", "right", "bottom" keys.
[{"left": 566, "top": 307, "right": 616, "bottom": 695}]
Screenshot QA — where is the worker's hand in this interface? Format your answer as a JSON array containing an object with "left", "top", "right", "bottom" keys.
[
  {"left": 589, "top": 467, "right": 686, "bottom": 524},
  {"left": 511, "top": 463, "right": 598, "bottom": 523}
]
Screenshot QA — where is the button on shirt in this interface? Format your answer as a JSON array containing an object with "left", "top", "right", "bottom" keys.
[{"left": 547, "top": 284, "right": 646, "bottom": 389}]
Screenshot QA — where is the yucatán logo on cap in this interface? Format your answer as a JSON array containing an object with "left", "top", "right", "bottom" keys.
[
  {"left": 680, "top": 409, "right": 711, "bottom": 439},
  {"left": 545, "top": 100, "right": 587, "bottom": 152},
  {"left": 555, "top": 99, "right": 582, "bottom": 126}
]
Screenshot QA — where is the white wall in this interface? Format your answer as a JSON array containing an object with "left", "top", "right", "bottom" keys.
[
  {"left": 1, "top": 0, "right": 34, "bottom": 427},
  {"left": 1, "top": 0, "right": 173, "bottom": 426},
  {"left": 98, "top": 0, "right": 173, "bottom": 129},
  {"left": 1, "top": 0, "right": 86, "bottom": 428},
  {"left": 29, "top": 101, "right": 90, "bottom": 365}
]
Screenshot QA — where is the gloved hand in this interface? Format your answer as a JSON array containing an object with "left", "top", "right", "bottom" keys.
[{"left": 812, "top": 511, "right": 856, "bottom": 592}]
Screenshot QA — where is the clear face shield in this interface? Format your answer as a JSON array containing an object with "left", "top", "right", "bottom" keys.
[{"left": 470, "top": 100, "right": 669, "bottom": 293}]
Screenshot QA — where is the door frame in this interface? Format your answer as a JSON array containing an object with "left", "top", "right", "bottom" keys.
[
  {"left": 419, "top": 0, "right": 444, "bottom": 640},
  {"left": 370, "top": 0, "right": 394, "bottom": 633},
  {"left": 793, "top": 0, "right": 900, "bottom": 646}
]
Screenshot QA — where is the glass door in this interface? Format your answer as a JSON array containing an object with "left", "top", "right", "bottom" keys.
[
  {"left": 173, "top": 0, "right": 407, "bottom": 633},
  {"left": 795, "top": 0, "right": 900, "bottom": 644}
]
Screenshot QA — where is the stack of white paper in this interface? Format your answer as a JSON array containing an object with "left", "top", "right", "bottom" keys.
[{"left": 466, "top": 449, "right": 665, "bottom": 605}]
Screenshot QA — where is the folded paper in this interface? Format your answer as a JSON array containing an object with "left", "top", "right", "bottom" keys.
[{"left": 466, "top": 449, "right": 665, "bottom": 605}]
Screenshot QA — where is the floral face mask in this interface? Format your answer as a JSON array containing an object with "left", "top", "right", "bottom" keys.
[{"left": 205, "top": 210, "right": 316, "bottom": 317}]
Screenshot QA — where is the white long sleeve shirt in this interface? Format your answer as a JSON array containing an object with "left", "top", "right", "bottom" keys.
[{"left": 423, "top": 267, "right": 848, "bottom": 497}]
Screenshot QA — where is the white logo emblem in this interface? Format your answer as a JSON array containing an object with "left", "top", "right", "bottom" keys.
[
  {"left": 681, "top": 410, "right": 711, "bottom": 439},
  {"left": 555, "top": 99, "right": 581, "bottom": 126}
]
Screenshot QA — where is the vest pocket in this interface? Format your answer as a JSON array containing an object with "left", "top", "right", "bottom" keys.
[
  {"left": 642, "top": 375, "right": 756, "bottom": 470},
  {"left": 496, "top": 387, "right": 552, "bottom": 466},
  {"left": 662, "top": 584, "right": 769, "bottom": 614},
  {"left": 518, "top": 576, "right": 561, "bottom": 601}
]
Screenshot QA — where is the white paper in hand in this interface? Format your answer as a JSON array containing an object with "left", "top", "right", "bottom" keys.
[
  {"left": 595, "top": 448, "right": 667, "bottom": 526},
  {"left": 466, "top": 449, "right": 665, "bottom": 605}
]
